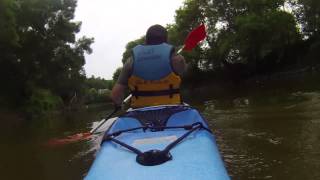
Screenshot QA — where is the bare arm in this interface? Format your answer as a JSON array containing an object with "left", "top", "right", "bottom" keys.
[
  {"left": 110, "top": 59, "right": 132, "bottom": 105},
  {"left": 111, "top": 83, "right": 126, "bottom": 106},
  {"left": 171, "top": 54, "right": 186, "bottom": 76}
]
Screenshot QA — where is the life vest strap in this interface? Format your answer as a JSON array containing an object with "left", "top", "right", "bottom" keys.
[{"left": 131, "top": 88, "right": 180, "bottom": 97}]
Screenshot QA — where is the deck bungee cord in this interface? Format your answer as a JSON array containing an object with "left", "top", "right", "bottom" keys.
[{"left": 102, "top": 121, "right": 212, "bottom": 166}]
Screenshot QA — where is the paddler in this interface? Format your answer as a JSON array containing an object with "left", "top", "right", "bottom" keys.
[{"left": 111, "top": 24, "right": 186, "bottom": 108}]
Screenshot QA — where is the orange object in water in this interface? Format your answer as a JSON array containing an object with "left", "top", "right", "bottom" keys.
[
  {"left": 45, "top": 106, "right": 121, "bottom": 147},
  {"left": 46, "top": 132, "right": 92, "bottom": 147}
]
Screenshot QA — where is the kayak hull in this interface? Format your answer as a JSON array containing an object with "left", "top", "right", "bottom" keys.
[{"left": 85, "top": 106, "right": 229, "bottom": 180}]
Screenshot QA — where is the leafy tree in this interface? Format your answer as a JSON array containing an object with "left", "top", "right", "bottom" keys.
[
  {"left": 86, "top": 76, "right": 113, "bottom": 90},
  {"left": 289, "top": 0, "right": 320, "bottom": 38},
  {"left": 0, "top": 0, "right": 93, "bottom": 110},
  {"left": 0, "top": 0, "right": 18, "bottom": 47},
  {"left": 173, "top": 0, "right": 301, "bottom": 75},
  {"left": 116, "top": 0, "right": 319, "bottom": 86},
  {"left": 0, "top": 0, "right": 24, "bottom": 106}
]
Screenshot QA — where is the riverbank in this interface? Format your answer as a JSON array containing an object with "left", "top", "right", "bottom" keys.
[{"left": 182, "top": 65, "right": 320, "bottom": 103}]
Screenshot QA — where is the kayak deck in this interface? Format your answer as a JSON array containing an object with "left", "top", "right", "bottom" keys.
[{"left": 85, "top": 106, "right": 230, "bottom": 180}]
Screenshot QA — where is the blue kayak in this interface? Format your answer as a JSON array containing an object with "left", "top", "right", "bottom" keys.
[{"left": 85, "top": 105, "right": 230, "bottom": 180}]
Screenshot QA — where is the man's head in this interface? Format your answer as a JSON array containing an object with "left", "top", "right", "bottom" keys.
[{"left": 145, "top": 24, "right": 168, "bottom": 45}]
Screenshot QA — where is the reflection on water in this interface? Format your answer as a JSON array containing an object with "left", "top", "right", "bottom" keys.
[
  {"left": 0, "top": 104, "right": 113, "bottom": 180},
  {"left": 1, "top": 90, "right": 320, "bottom": 179},
  {"left": 202, "top": 91, "right": 320, "bottom": 180}
]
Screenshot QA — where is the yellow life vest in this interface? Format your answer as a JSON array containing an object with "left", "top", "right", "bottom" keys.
[{"left": 128, "top": 43, "right": 182, "bottom": 108}]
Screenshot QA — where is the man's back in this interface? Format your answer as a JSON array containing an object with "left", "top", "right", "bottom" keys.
[
  {"left": 116, "top": 48, "right": 186, "bottom": 86},
  {"left": 111, "top": 24, "right": 186, "bottom": 108}
]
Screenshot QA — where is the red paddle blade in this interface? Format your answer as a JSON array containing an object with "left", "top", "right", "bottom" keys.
[
  {"left": 183, "top": 24, "right": 207, "bottom": 51},
  {"left": 46, "top": 132, "right": 91, "bottom": 147}
]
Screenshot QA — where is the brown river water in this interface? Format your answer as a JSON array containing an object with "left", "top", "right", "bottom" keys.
[{"left": 1, "top": 74, "right": 320, "bottom": 180}]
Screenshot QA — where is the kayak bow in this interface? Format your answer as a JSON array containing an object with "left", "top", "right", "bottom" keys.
[{"left": 85, "top": 105, "right": 230, "bottom": 180}]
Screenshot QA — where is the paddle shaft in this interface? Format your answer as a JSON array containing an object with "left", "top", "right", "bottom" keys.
[
  {"left": 90, "top": 94, "right": 132, "bottom": 134},
  {"left": 90, "top": 107, "right": 120, "bottom": 134},
  {"left": 176, "top": 46, "right": 184, "bottom": 54}
]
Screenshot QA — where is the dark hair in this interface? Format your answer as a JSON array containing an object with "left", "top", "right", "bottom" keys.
[{"left": 145, "top": 24, "right": 168, "bottom": 45}]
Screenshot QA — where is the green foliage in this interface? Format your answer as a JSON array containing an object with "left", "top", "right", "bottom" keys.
[
  {"left": 84, "top": 88, "right": 111, "bottom": 104},
  {"left": 169, "top": 0, "right": 304, "bottom": 77},
  {"left": 0, "top": 0, "right": 18, "bottom": 47},
  {"left": 24, "top": 88, "right": 63, "bottom": 114},
  {"left": 116, "top": 0, "right": 319, "bottom": 85},
  {"left": 0, "top": 0, "right": 94, "bottom": 112},
  {"left": 86, "top": 76, "right": 113, "bottom": 90},
  {"left": 173, "top": 0, "right": 205, "bottom": 42},
  {"left": 290, "top": 0, "right": 320, "bottom": 38},
  {"left": 234, "top": 10, "right": 300, "bottom": 63},
  {"left": 82, "top": 76, "right": 113, "bottom": 104},
  {"left": 305, "top": 40, "right": 320, "bottom": 65}
]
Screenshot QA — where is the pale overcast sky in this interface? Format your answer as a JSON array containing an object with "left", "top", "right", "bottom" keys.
[{"left": 74, "top": 0, "right": 185, "bottom": 79}]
